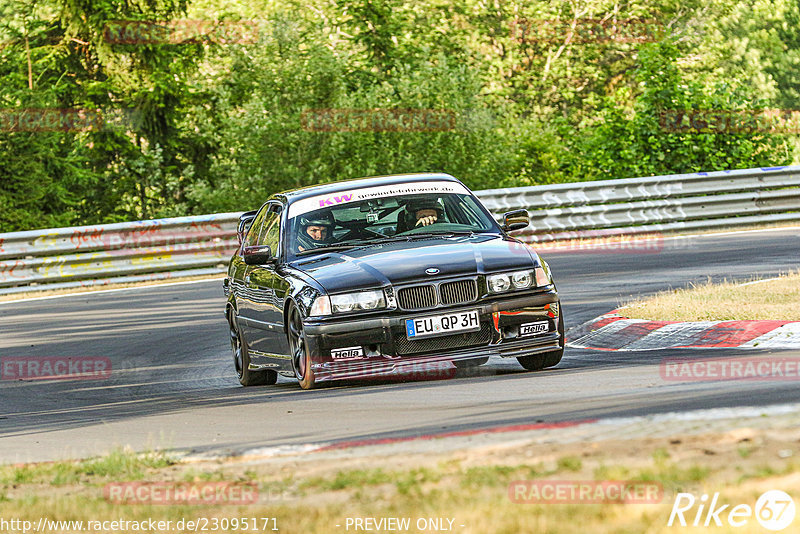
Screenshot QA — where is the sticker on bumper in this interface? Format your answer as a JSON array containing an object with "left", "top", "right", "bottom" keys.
[
  {"left": 331, "top": 346, "right": 364, "bottom": 360},
  {"left": 520, "top": 321, "right": 550, "bottom": 336}
]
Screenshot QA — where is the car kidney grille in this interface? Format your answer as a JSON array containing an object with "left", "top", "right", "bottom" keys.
[
  {"left": 439, "top": 279, "right": 478, "bottom": 306},
  {"left": 397, "top": 284, "right": 437, "bottom": 310},
  {"left": 394, "top": 323, "right": 492, "bottom": 355},
  {"left": 397, "top": 279, "right": 477, "bottom": 310}
]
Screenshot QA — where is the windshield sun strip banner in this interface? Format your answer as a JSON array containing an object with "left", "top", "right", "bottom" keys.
[{"left": 287, "top": 181, "right": 471, "bottom": 219}]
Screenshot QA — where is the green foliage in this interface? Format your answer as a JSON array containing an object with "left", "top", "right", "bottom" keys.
[
  {"left": 572, "top": 40, "right": 791, "bottom": 179},
  {"left": 182, "top": 14, "right": 517, "bottom": 212},
  {"left": 0, "top": 0, "right": 797, "bottom": 231}
]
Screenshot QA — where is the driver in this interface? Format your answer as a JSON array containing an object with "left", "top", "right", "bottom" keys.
[
  {"left": 297, "top": 211, "right": 335, "bottom": 252},
  {"left": 396, "top": 198, "right": 445, "bottom": 233},
  {"left": 408, "top": 198, "right": 444, "bottom": 227}
]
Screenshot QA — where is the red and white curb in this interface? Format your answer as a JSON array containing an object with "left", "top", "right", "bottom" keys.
[
  {"left": 567, "top": 312, "right": 800, "bottom": 351},
  {"left": 182, "top": 402, "right": 800, "bottom": 464}
]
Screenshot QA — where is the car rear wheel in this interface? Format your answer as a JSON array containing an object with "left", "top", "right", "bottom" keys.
[
  {"left": 517, "top": 313, "right": 564, "bottom": 371},
  {"left": 288, "top": 304, "right": 316, "bottom": 390},
  {"left": 229, "top": 311, "right": 278, "bottom": 386}
]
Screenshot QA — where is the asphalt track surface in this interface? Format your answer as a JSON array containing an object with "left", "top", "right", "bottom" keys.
[{"left": 1, "top": 228, "right": 798, "bottom": 463}]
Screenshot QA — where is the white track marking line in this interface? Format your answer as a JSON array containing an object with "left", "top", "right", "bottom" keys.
[
  {"left": 0, "top": 277, "right": 224, "bottom": 305},
  {"left": 738, "top": 277, "right": 783, "bottom": 286},
  {"left": 188, "top": 402, "right": 800, "bottom": 462},
  {"left": 664, "top": 225, "right": 800, "bottom": 240}
]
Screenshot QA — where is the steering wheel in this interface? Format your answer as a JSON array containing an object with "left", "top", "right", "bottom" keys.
[
  {"left": 396, "top": 222, "right": 473, "bottom": 236},
  {"left": 336, "top": 225, "right": 388, "bottom": 243}
]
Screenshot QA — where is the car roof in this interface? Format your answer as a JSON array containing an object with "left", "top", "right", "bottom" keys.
[{"left": 274, "top": 173, "right": 463, "bottom": 203}]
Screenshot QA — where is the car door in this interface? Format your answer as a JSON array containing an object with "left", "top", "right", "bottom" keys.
[
  {"left": 232, "top": 202, "right": 267, "bottom": 340},
  {"left": 241, "top": 202, "right": 291, "bottom": 358}
]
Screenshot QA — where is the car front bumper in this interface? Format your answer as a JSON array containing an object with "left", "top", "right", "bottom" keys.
[{"left": 303, "top": 289, "right": 562, "bottom": 383}]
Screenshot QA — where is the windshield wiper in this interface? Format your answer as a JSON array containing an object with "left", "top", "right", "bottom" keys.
[
  {"left": 405, "top": 230, "right": 476, "bottom": 238},
  {"left": 294, "top": 231, "right": 479, "bottom": 256},
  {"left": 334, "top": 236, "right": 413, "bottom": 247},
  {"left": 294, "top": 243, "right": 361, "bottom": 256}
]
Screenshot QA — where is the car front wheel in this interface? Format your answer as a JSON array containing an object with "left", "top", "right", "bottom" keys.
[
  {"left": 517, "top": 313, "right": 564, "bottom": 371},
  {"left": 287, "top": 304, "right": 316, "bottom": 390}
]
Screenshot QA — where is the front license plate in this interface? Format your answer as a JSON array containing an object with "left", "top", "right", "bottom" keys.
[{"left": 406, "top": 310, "right": 481, "bottom": 339}]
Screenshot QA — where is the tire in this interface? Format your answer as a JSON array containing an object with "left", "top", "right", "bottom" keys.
[
  {"left": 454, "top": 357, "right": 489, "bottom": 369},
  {"left": 287, "top": 304, "right": 316, "bottom": 390},
  {"left": 517, "top": 313, "right": 565, "bottom": 371},
  {"left": 229, "top": 310, "right": 278, "bottom": 386}
]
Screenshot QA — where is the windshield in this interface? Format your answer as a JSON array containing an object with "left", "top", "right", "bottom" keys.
[{"left": 286, "top": 181, "right": 498, "bottom": 257}]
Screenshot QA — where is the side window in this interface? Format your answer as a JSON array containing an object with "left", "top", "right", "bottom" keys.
[
  {"left": 244, "top": 205, "right": 269, "bottom": 248},
  {"left": 448, "top": 196, "right": 492, "bottom": 230},
  {"left": 259, "top": 204, "right": 283, "bottom": 256}
]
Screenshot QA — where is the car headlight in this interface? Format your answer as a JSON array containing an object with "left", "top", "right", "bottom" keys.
[
  {"left": 331, "top": 290, "right": 386, "bottom": 313},
  {"left": 489, "top": 268, "right": 550, "bottom": 294},
  {"left": 488, "top": 273, "right": 511, "bottom": 293},
  {"left": 512, "top": 270, "right": 532, "bottom": 289}
]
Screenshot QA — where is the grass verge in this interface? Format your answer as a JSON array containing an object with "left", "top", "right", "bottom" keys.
[
  {"left": 2, "top": 428, "right": 800, "bottom": 533},
  {"left": 620, "top": 271, "right": 800, "bottom": 321}
]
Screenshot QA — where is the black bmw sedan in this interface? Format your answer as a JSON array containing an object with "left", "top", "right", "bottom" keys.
[{"left": 223, "top": 173, "right": 564, "bottom": 389}]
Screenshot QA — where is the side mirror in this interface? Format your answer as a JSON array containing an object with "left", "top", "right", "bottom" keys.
[
  {"left": 243, "top": 245, "right": 274, "bottom": 265},
  {"left": 237, "top": 210, "right": 258, "bottom": 245},
  {"left": 501, "top": 209, "right": 529, "bottom": 232}
]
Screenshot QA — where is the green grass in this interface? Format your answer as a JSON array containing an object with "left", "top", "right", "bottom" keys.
[
  {"left": 0, "top": 448, "right": 175, "bottom": 488},
  {"left": 556, "top": 456, "right": 583, "bottom": 472},
  {"left": 3, "top": 434, "right": 800, "bottom": 534},
  {"left": 300, "top": 468, "right": 393, "bottom": 491}
]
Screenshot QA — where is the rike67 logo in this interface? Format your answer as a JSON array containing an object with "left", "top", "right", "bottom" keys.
[{"left": 668, "top": 490, "right": 795, "bottom": 531}]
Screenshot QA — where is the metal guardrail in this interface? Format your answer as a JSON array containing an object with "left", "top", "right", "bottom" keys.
[
  {"left": 0, "top": 214, "right": 240, "bottom": 294},
  {"left": 475, "top": 165, "right": 800, "bottom": 241},
  {"left": 1, "top": 166, "right": 798, "bottom": 294}
]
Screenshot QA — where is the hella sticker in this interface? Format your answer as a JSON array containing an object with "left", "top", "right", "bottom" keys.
[
  {"left": 520, "top": 321, "right": 549, "bottom": 336},
  {"left": 331, "top": 346, "right": 364, "bottom": 360}
]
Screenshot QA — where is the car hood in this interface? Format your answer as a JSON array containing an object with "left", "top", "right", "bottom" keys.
[{"left": 291, "top": 234, "right": 538, "bottom": 293}]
